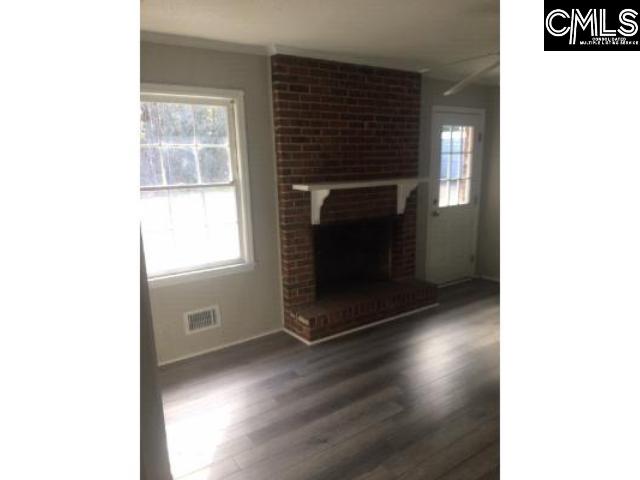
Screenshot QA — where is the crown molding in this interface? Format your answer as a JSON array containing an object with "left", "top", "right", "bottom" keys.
[
  {"left": 139, "top": 32, "right": 499, "bottom": 84},
  {"left": 268, "top": 44, "right": 423, "bottom": 72},
  {"left": 141, "top": 31, "right": 269, "bottom": 56},
  {"left": 140, "top": 31, "right": 427, "bottom": 72},
  {"left": 424, "top": 71, "right": 500, "bottom": 87}
]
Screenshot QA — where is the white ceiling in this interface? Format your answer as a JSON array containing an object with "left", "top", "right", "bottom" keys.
[{"left": 141, "top": 0, "right": 499, "bottom": 84}]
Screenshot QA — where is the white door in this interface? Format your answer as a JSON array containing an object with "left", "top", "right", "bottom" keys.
[{"left": 426, "top": 107, "right": 485, "bottom": 285}]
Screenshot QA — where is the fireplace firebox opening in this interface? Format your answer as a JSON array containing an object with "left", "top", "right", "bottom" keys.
[{"left": 313, "top": 218, "right": 393, "bottom": 297}]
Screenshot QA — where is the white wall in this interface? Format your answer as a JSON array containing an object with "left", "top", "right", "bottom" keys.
[
  {"left": 141, "top": 42, "right": 283, "bottom": 364},
  {"left": 416, "top": 78, "right": 500, "bottom": 281},
  {"left": 140, "top": 239, "right": 171, "bottom": 480},
  {"left": 477, "top": 88, "right": 500, "bottom": 279}
]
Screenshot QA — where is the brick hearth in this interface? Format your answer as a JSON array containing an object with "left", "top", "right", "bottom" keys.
[
  {"left": 271, "top": 54, "right": 438, "bottom": 341},
  {"left": 288, "top": 281, "right": 437, "bottom": 342}
]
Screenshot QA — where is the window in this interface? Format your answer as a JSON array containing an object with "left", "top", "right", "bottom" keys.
[
  {"left": 439, "top": 125, "right": 474, "bottom": 207},
  {"left": 140, "top": 85, "right": 253, "bottom": 282}
]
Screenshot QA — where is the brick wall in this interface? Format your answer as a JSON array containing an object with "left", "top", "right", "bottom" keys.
[{"left": 271, "top": 54, "right": 422, "bottom": 332}]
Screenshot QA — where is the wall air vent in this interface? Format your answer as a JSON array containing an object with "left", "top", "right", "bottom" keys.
[{"left": 184, "top": 306, "right": 221, "bottom": 334}]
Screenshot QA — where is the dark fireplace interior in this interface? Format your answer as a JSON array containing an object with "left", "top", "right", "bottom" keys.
[{"left": 313, "top": 218, "right": 393, "bottom": 297}]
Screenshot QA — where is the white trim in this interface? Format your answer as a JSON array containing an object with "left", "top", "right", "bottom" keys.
[
  {"left": 140, "top": 83, "right": 255, "bottom": 281},
  {"left": 292, "top": 177, "right": 428, "bottom": 225},
  {"left": 140, "top": 83, "right": 245, "bottom": 102},
  {"left": 310, "top": 190, "right": 330, "bottom": 225},
  {"left": 424, "top": 72, "right": 499, "bottom": 87},
  {"left": 284, "top": 303, "right": 440, "bottom": 346},
  {"left": 397, "top": 182, "right": 418, "bottom": 214},
  {"left": 282, "top": 329, "right": 313, "bottom": 346},
  {"left": 475, "top": 274, "right": 500, "bottom": 283},
  {"left": 437, "top": 277, "right": 474, "bottom": 288},
  {"left": 230, "top": 89, "right": 256, "bottom": 269},
  {"left": 140, "top": 32, "right": 498, "bottom": 84},
  {"left": 141, "top": 31, "right": 269, "bottom": 56},
  {"left": 157, "top": 328, "right": 283, "bottom": 367},
  {"left": 148, "top": 262, "right": 256, "bottom": 289},
  {"left": 432, "top": 106, "right": 487, "bottom": 115},
  {"left": 443, "top": 61, "right": 500, "bottom": 96},
  {"left": 269, "top": 44, "right": 423, "bottom": 72},
  {"left": 140, "top": 33, "right": 422, "bottom": 71},
  {"left": 425, "top": 106, "right": 486, "bottom": 284},
  {"left": 292, "top": 177, "right": 429, "bottom": 192}
]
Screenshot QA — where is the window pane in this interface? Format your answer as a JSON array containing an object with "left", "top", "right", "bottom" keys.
[
  {"left": 140, "top": 187, "right": 243, "bottom": 276},
  {"left": 462, "top": 126, "right": 474, "bottom": 153},
  {"left": 450, "top": 153, "right": 461, "bottom": 179},
  {"left": 158, "top": 103, "right": 194, "bottom": 144},
  {"left": 440, "top": 126, "right": 452, "bottom": 153},
  {"left": 194, "top": 105, "right": 229, "bottom": 145},
  {"left": 140, "top": 190, "right": 171, "bottom": 232},
  {"left": 163, "top": 147, "right": 198, "bottom": 185},
  {"left": 451, "top": 126, "right": 462, "bottom": 152},
  {"left": 459, "top": 179, "right": 470, "bottom": 205},
  {"left": 142, "top": 231, "right": 176, "bottom": 276},
  {"left": 209, "top": 223, "right": 241, "bottom": 262},
  {"left": 440, "top": 153, "right": 450, "bottom": 180},
  {"left": 140, "top": 147, "right": 163, "bottom": 186},
  {"left": 449, "top": 179, "right": 459, "bottom": 206},
  {"left": 199, "top": 147, "right": 231, "bottom": 183},
  {"left": 140, "top": 103, "right": 159, "bottom": 145},
  {"left": 439, "top": 180, "right": 449, "bottom": 208},
  {"left": 461, "top": 153, "right": 472, "bottom": 179},
  {"left": 174, "top": 227, "right": 213, "bottom": 270},
  {"left": 204, "top": 187, "right": 238, "bottom": 225},
  {"left": 168, "top": 189, "right": 206, "bottom": 231}
]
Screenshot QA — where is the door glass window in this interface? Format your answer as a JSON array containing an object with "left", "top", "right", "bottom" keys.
[{"left": 439, "top": 125, "right": 474, "bottom": 207}]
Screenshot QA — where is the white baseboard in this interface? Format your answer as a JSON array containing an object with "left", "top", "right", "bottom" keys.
[
  {"left": 476, "top": 275, "right": 500, "bottom": 283},
  {"left": 437, "top": 277, "right": 474, "bottom": 288},
  {"left": 158, "top": 328, "right": 283, "bottom": 367},
  {"left": 282, "top": 329, "right": 313, "bottom": 346},
  {"left": 283, "top": 303, "right": 440, "bottom": 346},
  {"left": 159, "top": 302, "right": 444, "bottom": 365}
]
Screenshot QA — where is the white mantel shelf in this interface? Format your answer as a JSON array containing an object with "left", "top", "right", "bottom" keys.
[{"left": 292, "top": 177, "right": 429, "bottom": 224}]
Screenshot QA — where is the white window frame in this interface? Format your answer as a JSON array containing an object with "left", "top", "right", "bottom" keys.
[{"left": 141, "top": 83, "right": 254, "bottom": 288}]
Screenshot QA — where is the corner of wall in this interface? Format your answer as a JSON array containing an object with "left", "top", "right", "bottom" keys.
[{"left": 266, "top": 55, "right": 286, "bottom": 329}]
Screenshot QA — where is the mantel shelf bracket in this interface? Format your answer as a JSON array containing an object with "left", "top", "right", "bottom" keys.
[
  {"left": 292, "top": 177, "right": 427, "bottom": 225},
  {"left": 396, "top": 181, "right": 419, "bottom": 215},
  {"left": 311, "top": 190, "right": 330, "bottom": 225}
]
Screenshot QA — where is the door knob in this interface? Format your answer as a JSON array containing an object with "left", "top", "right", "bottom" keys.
[{"left": 432, "top": 211, "right": 440, "bottom": 217}]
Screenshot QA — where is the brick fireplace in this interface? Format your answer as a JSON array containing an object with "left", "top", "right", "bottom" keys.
[{"left": 272, "top": 54, "right": 438, "bottom": 342}]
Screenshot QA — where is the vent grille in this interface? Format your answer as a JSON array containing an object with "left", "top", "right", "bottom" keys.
[{"left": 184, "top": 306, "right": 220, "bottom": 334}]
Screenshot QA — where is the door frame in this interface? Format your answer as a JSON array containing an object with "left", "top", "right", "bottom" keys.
[{"left": 426, "top": 105, "right": 486, "bottom": 284}]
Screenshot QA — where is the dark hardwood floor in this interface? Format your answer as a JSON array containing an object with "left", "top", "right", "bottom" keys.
[{"left": 159, "top": 279, "right": 500, "bottom": 480}]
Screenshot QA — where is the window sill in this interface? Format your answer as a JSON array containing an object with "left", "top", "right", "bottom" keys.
[{"left": 148, "top": 262, "right": 256, "bottom": 289}]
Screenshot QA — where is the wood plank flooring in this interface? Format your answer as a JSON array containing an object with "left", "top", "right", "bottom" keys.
[{"left": 159, "top": 279, "right": 500, "bottom": 480}]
